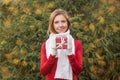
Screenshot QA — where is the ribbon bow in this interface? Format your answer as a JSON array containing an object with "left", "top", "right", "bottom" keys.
[{"left": 56, "top": 37, "right": 67, "bottom": 49}]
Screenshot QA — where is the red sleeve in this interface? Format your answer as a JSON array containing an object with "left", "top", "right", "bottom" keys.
[
  {"left": 68, "top": 40, "right": 83, "bottom": 74},
  {"left": 40, "top": 42, "right": 57, "bottom": 76}
]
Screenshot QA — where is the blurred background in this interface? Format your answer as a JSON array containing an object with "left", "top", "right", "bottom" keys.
[{"left": 0, "top": 0, "right": 120, "bottom": 80}]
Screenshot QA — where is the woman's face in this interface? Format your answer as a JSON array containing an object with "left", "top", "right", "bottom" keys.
[{"left": 53, "top": 14, "right": 68, "bottom": 33}]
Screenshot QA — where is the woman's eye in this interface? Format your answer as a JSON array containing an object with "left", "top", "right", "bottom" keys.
[
  {"left": 62, "top": 20, "right": 66, "bottom": 23},
  {"left": 54, "top": 21, "right": 59, "bottom": 24}
]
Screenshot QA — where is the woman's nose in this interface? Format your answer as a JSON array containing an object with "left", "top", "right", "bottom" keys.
[{"left": 59, "top": 22, "right": 63, "bottom": 27}]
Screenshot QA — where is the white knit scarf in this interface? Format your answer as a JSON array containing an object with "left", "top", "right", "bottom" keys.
[{"left": 46, "top": 30, "right": 75, "bottom": 80}]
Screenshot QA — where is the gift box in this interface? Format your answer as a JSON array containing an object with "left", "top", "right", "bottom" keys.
[{"left": 56, "top": 36, "right": 68, "bottom": 49}]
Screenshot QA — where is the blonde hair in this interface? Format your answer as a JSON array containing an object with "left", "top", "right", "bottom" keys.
[{"left": 48, "top": 9, "right": 71, "bottom": 34}]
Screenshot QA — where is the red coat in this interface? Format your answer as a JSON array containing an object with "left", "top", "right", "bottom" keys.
[{"left": 40, "top": 40, "right": 83, "bottom": 80}]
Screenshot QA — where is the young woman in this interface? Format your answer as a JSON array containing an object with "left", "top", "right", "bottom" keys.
[{"left": 40, "top": 9, "right": 83, "bottom": 80}]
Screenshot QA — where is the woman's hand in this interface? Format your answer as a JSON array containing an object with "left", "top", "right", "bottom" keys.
[
  {"left": 50, "top": 36, "right": 57, "bottom": 56},
  {"left": 67, "top": 36, "right": 73, "bottom": 55}
]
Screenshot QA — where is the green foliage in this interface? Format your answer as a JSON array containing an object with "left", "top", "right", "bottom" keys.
[{"left": 0, "top": 0, "right": 120, "bottom": 80}]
